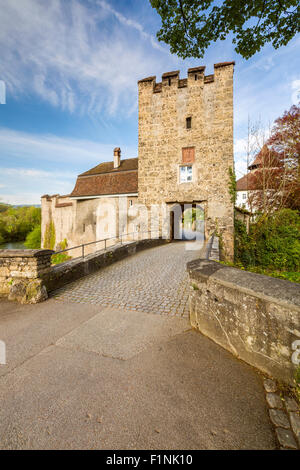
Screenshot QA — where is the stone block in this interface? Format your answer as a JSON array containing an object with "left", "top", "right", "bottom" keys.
[
  {"left": 289, "top": 412, "right": 300, "bottom": 446},
  {"left": 266, "top": 393, "right": 284, "bottom": 410},
  {"left": 264, "top": 379, "right": 277, "bottom": 393},
  {"left": 284, "top": 396, "right": 299, "bottom": 412},
  {"left": 269, "top": 409, "right": 290, "bottom": 429},
  {"left": 275, "top": 427, "right": 298, "bottom": 449}
]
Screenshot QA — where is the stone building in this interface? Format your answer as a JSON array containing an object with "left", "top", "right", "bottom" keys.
[
  {"left": 138, "top": 62, "right": 234, "bottom": 258},
  {"left": 41, "top": 148, "right": 139, "bottom": 256},
  {"left": 42, "top": 62, "right": 235, "bottom": 259}
]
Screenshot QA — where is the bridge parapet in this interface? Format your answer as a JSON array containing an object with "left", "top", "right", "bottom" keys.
[
  {"left": 0, "top": 239, "right": 169, "bottom": 304},
  {"left": 0, "top": 249, "right": 53, "bottom": 303},
  {"left": 188, "top": 258, "right": 300, "bottom": 385}
]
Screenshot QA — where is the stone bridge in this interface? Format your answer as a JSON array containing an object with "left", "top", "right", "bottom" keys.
[
  {"left": 0, "top": 241, "right": 282, "bottom": 449},
  {"left": 52, "top": 242, "right": 200, "bottom": 317}
]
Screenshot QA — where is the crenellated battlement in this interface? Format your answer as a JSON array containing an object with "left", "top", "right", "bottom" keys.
[{"left": 138, "top": 62, "right": 234, "bottom": 93}]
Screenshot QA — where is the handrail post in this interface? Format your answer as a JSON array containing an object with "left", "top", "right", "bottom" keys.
[
  {"left": 105, "top": 239, "right": 106, "bottom": 251},
  {"left": 82, "top": 244, "right": 84, "bottom": 259}
]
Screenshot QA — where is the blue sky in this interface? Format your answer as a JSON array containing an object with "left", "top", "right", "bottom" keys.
[{"left": 0, "top": 0, "right": 299, "bottom": 205}]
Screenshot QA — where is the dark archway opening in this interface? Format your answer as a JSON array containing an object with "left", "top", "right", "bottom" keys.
[{"left": 168, "top": 203, "right": 205, "bottom": 242}]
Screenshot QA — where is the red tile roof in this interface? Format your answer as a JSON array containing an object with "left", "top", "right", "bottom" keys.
[
  {"left": 237, "top": 168, "right": 283, "bottom": 191},
  {"left": 236, "top": 173, "right": 258, "bottom": 191},
  {"left": 71, "top": 159, "right": 138, "bottom": 197},
  {"left": 79, "top": 157, "right": 138, "bottom": 176}
]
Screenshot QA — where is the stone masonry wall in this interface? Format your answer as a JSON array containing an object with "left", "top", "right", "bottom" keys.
[
  {"left": 0, "top": 250, "right": 53, "bottom": 303},
  {"left": 138, "top": 63, "right": 234, "bottom": 259},
  {"left": 41, "top": 194, "right": 139, "bottom": 257},
  {"left": 188, "top": 258, "right": 300, "bottom": 385}
]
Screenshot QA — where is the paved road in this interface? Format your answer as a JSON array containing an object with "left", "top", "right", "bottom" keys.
[
  {"left": 0, "top": 243, "right": 276, "bottom": 449},
  {"left": 52, "top": 242, "right": 203, "bottom": 317}
]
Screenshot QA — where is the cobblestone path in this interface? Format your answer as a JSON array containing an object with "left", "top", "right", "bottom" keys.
[{"left": 52, "top": 242, "right": 202, "bottom": 317}]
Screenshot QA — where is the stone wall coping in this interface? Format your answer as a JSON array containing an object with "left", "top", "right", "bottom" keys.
[
  {"left": 162, "top": 70, "right": 180, "bottom": 78},
  {"left": 187, "top": 259, "right": 300, "bottom": 309},
  {"left": 187, "top": 66, "right": 206, "bottom": 74},
  {"left": 0, "top": 249, "right": 54, "bottom": 258},
  {"left": 214, "top": 61, "right": 235, "bottom": 68}
]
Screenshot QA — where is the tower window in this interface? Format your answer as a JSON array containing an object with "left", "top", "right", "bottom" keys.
[
  {"left": 195, "top": 74, "right": 198, "bottom": 81},
  {"left": 186, "top": 117, "right": 192, "bottom": 129},
  {"left": 180, "top": 166, "right": 193, "bottom": 183},
  {"left": 168, "top": 78, "right": 171, "bottom": 86}
]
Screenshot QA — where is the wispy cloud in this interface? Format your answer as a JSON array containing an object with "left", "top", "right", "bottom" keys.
[
  {"left": 0, "top": 0, "right": 172, "bottom": 115},
  {"left": 96, "top": 0, "right": 167, "bottom": 53},
  {"left": 0, "top": 127, "right": 137, "bottom": 166},
  {"left": 291, "top": 79, "right": 300, "bottom": 104},
  {"left": 0, "top": 127, "right": 138, "bottom": 204}
]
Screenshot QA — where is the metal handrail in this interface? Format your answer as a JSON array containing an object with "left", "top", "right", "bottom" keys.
[{"left": 53, "top": 231, "right": 160, "bottom": 260}]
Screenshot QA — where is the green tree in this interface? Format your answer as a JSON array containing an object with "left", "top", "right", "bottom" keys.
[
  {"left": 150, "top": 1, "right": 300, "bottom": 59},
  {"left": 24, "top": 225, "right": 41, "bottom": 249},
  {"left": 0, "top": 205, "right": 41, "bottom": 243}
]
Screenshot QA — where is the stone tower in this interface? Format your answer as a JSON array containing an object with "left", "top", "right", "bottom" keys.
[{"left": 137, "top": 62, "right": 235, "bottom": 259}]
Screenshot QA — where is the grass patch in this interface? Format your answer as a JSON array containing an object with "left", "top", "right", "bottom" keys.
[{"left": 51, "top": 253, "right": 71, "bottom": 265}]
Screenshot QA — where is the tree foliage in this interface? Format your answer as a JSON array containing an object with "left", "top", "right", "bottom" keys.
[
  {"left": 249, "top": 103, "right": 300, "bottom": 213},
  {"left": 234, "top": 209, "right": 300, "bottom": 275},
  {"left": 24, "top": 225, "right": 41, "bottom": 249},
  {"left": 0, "top": 205, "right": 41, "bottom": 245},
  {"left": 150, "top": 0, "right": 300, "bottom": 59}
]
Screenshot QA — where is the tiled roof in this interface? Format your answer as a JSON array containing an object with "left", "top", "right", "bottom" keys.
[
  {"left": 237, "top": 168, "right": 282, "bottom": 191},
  {"left": 236, "top": 173, "right": 258, "bottom": 191},
  {"left": 79, "top": 157, "right": 138, "bottom": 176},
  {"left": 248, "top": 145, "right": 283, "bottom": 170},
  {"left": 71, "top": 168, "right": 138, "bottom": 198}
]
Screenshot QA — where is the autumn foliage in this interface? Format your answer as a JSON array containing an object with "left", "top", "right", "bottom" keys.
[{"left": 248, "top": 103, "right": 300, "bottom": 213}]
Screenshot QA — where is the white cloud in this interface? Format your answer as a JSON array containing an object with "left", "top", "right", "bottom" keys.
[
  {"left": 0, "top": 0, "right": 173, "bottom": 115},
  {"left": 96, "top": 0, "right": 167, "bottom": 53},
  {"left": 0, "top": 127, "right": 137, "bottom": 166},
  {"left": 291, "top": 79, "right": 300, "bottom": 105},
  {"left": 0, "top": 193, "right": 46, "bottom": 206},
  {"left": 0, "top": 127, "right": 138, "bottom": 204}
]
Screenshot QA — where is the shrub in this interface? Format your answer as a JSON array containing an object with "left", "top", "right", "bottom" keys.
[
  {"left": 251, "top": 209, "right": 300, "bottom": 271},
  {"left": 234, "top": 219, "right": 254, "bottom": 267},
  {"left": 51, "top": 239, "right": 70, "bottom": 265},
  {"left": 234, "top": 209, "right": 300, "bottom": 278},
  {"left": 24, "top": 225, "right": 41, "bottom": 249},
  {"left": 51, "top": 253, "right": 71, "bottom": 265}
]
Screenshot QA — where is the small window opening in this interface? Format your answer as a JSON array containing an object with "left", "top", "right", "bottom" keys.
[
  {"left": 186, "top": 117, "right": 192, "bottom": 129},
  {"left": 83, "top": 223, "right": 86, "bottom": 232},
  {"left": 195, "top": 74, "right": 198, "bottom": 81},
  {"left": 180, "top": 166, "right": 193, "bottom": 183},
  {"left": 129, "top": 199, "right": 133, "bottom": 206},
  {"left": 168, "top": 78, "right": 171, "bottom": 86}
]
